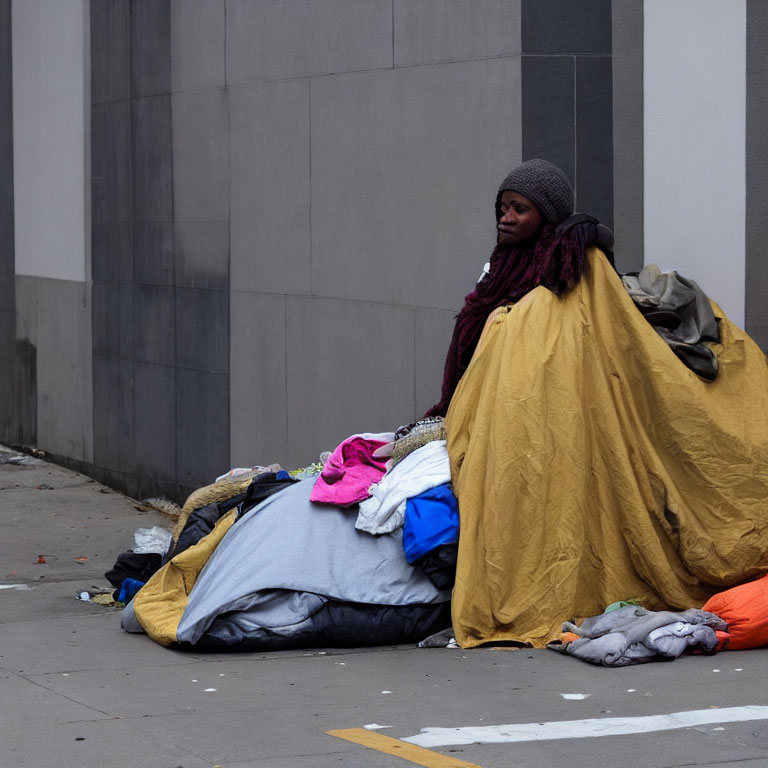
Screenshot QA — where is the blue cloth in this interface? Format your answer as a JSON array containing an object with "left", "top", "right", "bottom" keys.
[
  {"left": 276, "top": 470, "right": 291, "bottom": 481},
  {"left": 118, "top": 578, "right": 145, "bottom": 603},
  {"left": 402, "top": 483, "right": 459, "bottom": 563}
]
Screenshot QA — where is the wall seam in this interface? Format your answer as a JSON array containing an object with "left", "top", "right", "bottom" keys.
[
  {"left": 573, "top": 55, "right": 578, "bottom": 205},
  {"left": 639, "top": 1, "right": 644, "bottom": 269},
  {"left": 308, "top": 77, "right": 313, "bottom": 296},
  {"left": 744, "top": 0, "right": 768, "bottom": 348},
  {"left": 83, "top": 0, "right": 92, "bottom": 297},
  {"left": 169, "top": 56, "right": 179, "bottom": 490},
  {"left": 412, "top": 308, "right": 417, "bottom": 419},
  {"left": 391, "top": 0, "right": 395, "bottom": 68},
  {"left": 225, "top": 0, "right": 232, "bottom": 469},
  {"left": 223, "top": 0, "right": 228, "bottom": 86},
  {"left": 225, "top": 52, "right": 525, "bottom": 89},
  {"left": 284, "top": 293, "right": 289, "bottom": 459},
  {"left": 128, "top": 0, "right": 137, "bottom": 481}
]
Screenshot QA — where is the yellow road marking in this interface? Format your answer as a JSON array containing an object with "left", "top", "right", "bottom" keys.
[{"left": 326, "top": 727, "right": 483, "bottom": 768}]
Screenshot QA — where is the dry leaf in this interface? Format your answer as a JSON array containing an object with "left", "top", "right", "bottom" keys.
[{"left": 91, "top": 594, "right": 116, "bottom": 606}]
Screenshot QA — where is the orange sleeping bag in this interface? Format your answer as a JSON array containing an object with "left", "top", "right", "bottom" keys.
[{"left": 702, "top": 574, "right": 768, "bottom": 650}]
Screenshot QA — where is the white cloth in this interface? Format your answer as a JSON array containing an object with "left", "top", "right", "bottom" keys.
[
  {"left": 355, "top": 440, "right": 450, "bottom": 535},
  {"left": 132, "top": 526, "right": 173, "bottom": 555}
]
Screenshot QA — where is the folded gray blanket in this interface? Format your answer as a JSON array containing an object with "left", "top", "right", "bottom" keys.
[{"left": 548, "top": 605, "right": 727, "bottom": 666}]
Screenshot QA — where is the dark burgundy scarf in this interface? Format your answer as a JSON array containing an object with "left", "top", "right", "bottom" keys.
[{"left": 425, "top": 214, "right": 609, "bottom": 418}]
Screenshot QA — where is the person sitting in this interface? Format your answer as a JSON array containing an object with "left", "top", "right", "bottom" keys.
[
  {"left": 123, "top": 160, "right": 768, "bottom": 655},
  {"left": 428, "top": 159, "right": 768, "bottom": 648}
]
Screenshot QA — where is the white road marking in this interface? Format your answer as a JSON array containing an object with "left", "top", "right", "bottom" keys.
[
  {"left": 560, "top": 693, "right": 591, "bottom": 700},
  {"left": 404, "top": 706, "right": 768, "bottom": 748}
]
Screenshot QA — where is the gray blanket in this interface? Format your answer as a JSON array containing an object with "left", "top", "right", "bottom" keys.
[
  {"left": 548, "top": 605, "right": 727, "bottom": 666},
  {"left": 175, "top": 479, "right": 449, "bottom": 646}
]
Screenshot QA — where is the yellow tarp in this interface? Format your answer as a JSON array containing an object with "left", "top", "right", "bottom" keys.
[
  {"left": 446, "top": 250, "right": 768, "bottom": 649},
  {"left": 133, "top": 510, "right": 237, "bottom": 646}
]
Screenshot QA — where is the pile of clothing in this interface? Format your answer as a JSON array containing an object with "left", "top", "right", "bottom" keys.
[{"left": 118, "top": 420, "right": 457, "bottom": 651}]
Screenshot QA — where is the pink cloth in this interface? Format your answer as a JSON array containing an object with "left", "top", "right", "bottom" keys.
[{"left": 310, "top": 432, "right": 394, "bottom": 507}]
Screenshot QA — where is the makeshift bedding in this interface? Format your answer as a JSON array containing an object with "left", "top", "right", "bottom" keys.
[
  {"left": 128, "top": 479, "right": 451, "bottom": 650},
  {"left": 446, "top": 249, "right": 768, "bottom": 649}
]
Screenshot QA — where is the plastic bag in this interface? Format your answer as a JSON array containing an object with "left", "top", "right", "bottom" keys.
[
  {"left": 702, "top": 574, "right": 768, "bottom": 650},
  {"left": 132, "top": 526, "right": 173, "bottom": 555}
]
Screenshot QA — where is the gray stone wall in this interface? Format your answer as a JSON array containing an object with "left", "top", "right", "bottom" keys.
[
  {"left": 227, "top": 2, "right": 525, "bottom": 472},
  {"left": 611, "top": 0, "right": 643, "bottom": 274},
  {"left": 746, "top": 0, "right": 768, "bottom": 350},
  {"left": 10, "top": 2, "right": 93, "bottom": 462},
  {"left": 15, "top": 277, "right": 91, "bottom": 460},
  {"left": 521, "top": 0, "right": 614, "bottom": 232},
  {"left": 0, "top": 0, "right": 37, "bottom": 447},
  {"left": 9, "top": 0, "right": 767, "bottom": 501},
  {"left": 0, "top": 0, "right": 15, "bottom": 439},
  {"left": 91, "top": 0, "right": 224, "bottom": 501},
  {"left": 87, "top": 0, "right": 614, "bottom": 500}
]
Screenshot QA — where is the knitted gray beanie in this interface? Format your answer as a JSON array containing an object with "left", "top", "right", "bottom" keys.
[{"left": 496, "top": 159, "right": 574, "bottom": 224}]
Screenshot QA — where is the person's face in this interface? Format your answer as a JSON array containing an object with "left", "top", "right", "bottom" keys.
[{"left": 497, "top": 190, "right": 543, "bottom": 244}]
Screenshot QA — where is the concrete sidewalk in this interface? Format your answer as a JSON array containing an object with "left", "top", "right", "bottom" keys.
[{"left": 2, "top": 447, "right": 768, "bottom": 768}]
